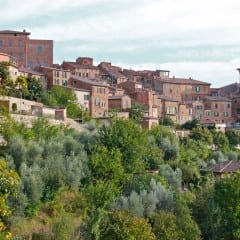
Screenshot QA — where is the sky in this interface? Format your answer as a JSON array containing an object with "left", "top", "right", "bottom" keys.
[{"left": 0, "top": 0, "right": 240, "bottom": 87}]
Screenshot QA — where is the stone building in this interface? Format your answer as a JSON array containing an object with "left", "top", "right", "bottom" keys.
[{"left": 69, "top": 76, "right": 109, "bottom": 118}]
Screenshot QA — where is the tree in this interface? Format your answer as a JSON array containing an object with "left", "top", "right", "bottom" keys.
[
  {"left": 213, "top": 172, "right": 240, "bottom": 239},
  {"left": 97, "top": 211, "right": 156, "bottom": 240},
  {"left": 159, "top": 116, "right": 175, "bottom": 126},
  {"left": 212, "top": 131, "right": 229, "bottom": 152},
  {"left": 26, "top": 77, "right": 44, "bottom": 101},
  {"left": 0, "top": 61, "right": 12, "bottom": 89},
  {"left": 0, "top": 160, "right": 19, "bottom": 233},
  {"left": 129, "top": 103, "right": 145, "bottom": 123},
  {"left": 98, "top": 119, "right": 147, "bottom": 173},
  {"left": 151, "top": 210, "right": 183, "bottom": 240},
  {"left": 181, "top": 119, "right": 200, "bottom": 130},
  {"left": 190, "top": 127, "right": 213, "bottom": 145},
  {"left": 225, "top": 130, "right": 240, "bottom": 147}
]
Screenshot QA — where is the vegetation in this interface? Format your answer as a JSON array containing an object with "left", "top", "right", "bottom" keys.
[{"left": 0, "top": 111, "right": 240, "bottom": 239}]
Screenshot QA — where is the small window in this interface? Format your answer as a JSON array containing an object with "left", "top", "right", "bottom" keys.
[
  {"left": 18, "top": 40, "right": 23, "bottom": 47},
  {"left": 196, "top": 96, "right": 201, "bottom": 101},
  {"left": 18, "top": 53, "right": 23, "bottom": 61},
  {"left": 62, "top": 80, "right": 67, "bottom": 86},
  {"left": 215, "top": 104, "right": 218, "bottom": 108},
  {"left": 28, "top": 61, "right": 33, "bottom": 68},
  {"left": 0, "top": 40, "right": 3, "bottom": 46},
  {"left": 214, "top": 111, "right": 219, "bottom": 117},
  {"left": 86, "top": 73, "right": 89, "bottom": 77},
  {"left": 223, "top": 112, "right": 228, "bottom": 117},
  {"left": 37, "top": 46, "right": 43, "bottom": 53},
  {"left": 44, "top": 62, "right": 48, "bottom": 67},
  {"left": 84, "top": 95, "right": 90, "bottom": 100},
  {"left": 195, "top": 86, "right": 201, "bottom": 92},
  {"left": 8, "top": 40, "right": 13, "bottom": 46},
  {"left": 227, "top": 103, "right": 231, "bottom": 108}
]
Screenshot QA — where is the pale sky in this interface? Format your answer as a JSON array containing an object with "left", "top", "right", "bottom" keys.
[{"left": 1, "top": 0, "right": 240, "bottom": 87}]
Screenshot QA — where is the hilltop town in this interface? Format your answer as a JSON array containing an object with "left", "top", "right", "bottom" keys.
[{"left": 0, "top": 29, "right": 240, "bottom": 130}]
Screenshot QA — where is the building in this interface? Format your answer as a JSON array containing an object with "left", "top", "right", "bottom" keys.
[
  {"left": 62, "top": 57, "right": 100, "bottom": 79},
  {"left": 69, "top": 76, "right": 109, "bottom": 118},
  {"left": 201, "top": 160, "right": 240, "bottom": 178},
  {"left": 19, "top": 68, "right": 47, "bottom": 88},
  {"left": 0, "top": 52, "right": 19, "bottom": 82},
  {"left": 153, "top": 77, "right": 211, "bottom": 102},
  {"left": 108, "top": 95, "right": 131, "bottom": 111},
  {"left": 37, "top": 66, "right": 71, "bottom": 89},
  {"left": 0, "top": 30, "right": 53, "bottom": 68},
  {"left": 203, "top": 96, "right": 232, "bottom": 125}
]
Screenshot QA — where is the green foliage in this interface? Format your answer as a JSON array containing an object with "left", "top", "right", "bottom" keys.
[
  {"left": 129, "top": 103, "right": 145, "bottom": 123},
  {"left": 0, "top": 61, "right": 11, "bottom": 90},
  {"left": 26, "top": 77, "right": 44, "bottom": 101},
  {"left": 212, "top": 130, "right": 230, "bottom": 152},
  {"left": 0, "top": 159, "right": 19, "bottom": 232},
  {"left": 175, "top": 194, "right": 201, "bottom": 240},
  {"left": 181, "top": 118, "right": 200, "bottom": 130},
  {"left": 151, "top": 210, "right": 183, "bottom": 240},
  {"left": 111, "top": 179, "right": 174, "bottom": 218},
  {"left": 213, "top": 173, "right": 240, "bottom": 239},
  {"left": 12, "top": 103, "right": 17, "bottom": 112},
  {"left": 159, "top": 164, "right": 182, "bottom": 190},
  {"left": 190, "top": 127, "right": 213, "bottom": 145},
  {"left": 225, "top": 130, "right": 240, "bottom": 147},
  {"left": 97, "top": 210, "right": 156, "bottom": 240},
  {"left": 98, "top": 119, "right": 147, "bottom": 173},
  {"left": 159, "top": 116, "right": 175, "bottom": 126}
]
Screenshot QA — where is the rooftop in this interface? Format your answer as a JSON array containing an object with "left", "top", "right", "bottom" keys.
[
  {"left": 70, "top": 76, "right": 109, "bottom": 87},
  {"left": 0, "top": 30, "right": 30, "bottom": 35},
  {"left": 157, "top": 77, "right": 210, "bottom": 85},
  {"left": 158, "top": 95, "right": 179, "bottom": 102},
  {"left": 202, "top": 160, "right": 240, "bottom": 173},
  {"left": 204, "top": 96, "right": 231, "bottom": 102}
]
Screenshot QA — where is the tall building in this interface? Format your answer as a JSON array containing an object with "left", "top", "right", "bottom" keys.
[{"left": 0, "top": 30, "right": 53, "bottom": 69}]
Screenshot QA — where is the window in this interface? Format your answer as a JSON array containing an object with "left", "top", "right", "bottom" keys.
[
  {"left": 8, "top": 40, "right": 13, "bottom": 46},
  {"left": 79, "top": 72, "right": 81, "bottom": 77},
  {"left": 44, "top": 62, "right": 48, "bottom": 67},
  {"left": 62, "top": 80, "right": 67, "bottom": 86},
  {"left": 84, "top": 95, "right": 90, "bottom": 100},
  {"left": 18, "top": 40, "right": 23, "bottom": 47},
  {"left": 196, "top": 96, "right": 201, "bottom": 101},
  {"left": 206, "top": 111, "right": 210, "bottom": 116},
  {"left": 37, "top": 46, "right": 43, "bottom": 53},
  {"left": 227, "top": 103, "right": 231, "bottom": 108},
  {"left": 196, "top": 105, "right": 202, "bottom": 110},
  {"left": 234, "top": 100, "right": 238, "bottom": 104},
  {"left": 18, "top": 53, "right": 23, "bottom": 61},
  {"left": 28, "top": 61, "right": 33, "bottom": 69},
  {"left": 195, "top": 86, "right": 201, "bottom": 92},
  {"left": 215, "top": 104, "right": 218, "bottom": 108},
  {"left": 86, "top": 73, "right": 89, "bottom": 77},
  {"left": 0, "top": 40, "right": 3, "bottom": 46},
  {"left": 214, "top": 112, "right": 219, "bottom": 117},
  {"left": 223, "top": 112, "right": 228, "bottom": 117},
  {"left": 237, "top": 109, "right": 240, "bottom": 115}
]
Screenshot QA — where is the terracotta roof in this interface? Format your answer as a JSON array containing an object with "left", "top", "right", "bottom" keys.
[
  {"left": 0, "top": 30, "right": 30, "bottom": 35},
  {"left": 19, "top": 68, "right": 45, "bottom": 76},
  {"left": 156, "top": 77, "right": 210, "bottom": 85},
  {"left": 204, "top": 96, "right": 231, "bottom": 102},
  {"left": 108, "top": 95, "right": 128, "bottom": 100},
  {"left": 63, "top": 61, "right": 98, "bottom": 70},
  {"left": 70, "top": 76, "right": 109, "bottom": 87},
  {"left": 202, "top": 160, "right": 240, "bottom": 173},
  {"left": 158, "top": 95, "right": 179, "bottom": 102}
]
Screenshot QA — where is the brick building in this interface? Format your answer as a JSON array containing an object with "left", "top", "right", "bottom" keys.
[
  {"left": 203, "top": 96, "right": 232, "bottom": 125},
  {"left": 153, "top": 77, "right": 211, "bottom": 102},
  {"left": 19, "top": 68, "right": 47, "bottom": 88},
  {"left": 108, "top": 95, "right": 131, "bottom": 111},
  {"left": 62, "top": 57, "right": 100, "bottom": 79},
  {"left": 0, "top": 30, "right": 53, "bottom": 68},
  {"left": 69, "top": 76, "right": 109, "bottom": 117},
  {"left": 37, "top": 66, "right": 71, "bottom": 89}
]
